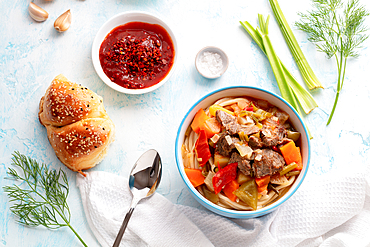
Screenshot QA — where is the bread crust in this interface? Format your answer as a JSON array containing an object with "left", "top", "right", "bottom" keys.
[
  {"left": 39, "top": 74, "right": 107, "bottom": 127},
  {"left": 39, "top": 74, "right": 115, "bottom": 175}
]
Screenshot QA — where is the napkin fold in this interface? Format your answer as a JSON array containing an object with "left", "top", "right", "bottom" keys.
[
  {"left": 76, "top": 171, "right": 213, "bottom": 247},
  {"left": 77, "top": 170, "right": 370, "bottom": 247}
]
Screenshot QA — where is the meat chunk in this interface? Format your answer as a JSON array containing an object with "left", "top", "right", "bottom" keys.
[
  {"left": 215, "top": 133, "right": 239, "bottom": 156},
  {"left": 228, "top": 152, "right": 252, "bottom": 176},
  {"left": 261, "top": 126, "right": 287, "bottom": 147},
  {"left": 248, "top": 135, "right": 263, "bottom": 149},
  {"left": 253, "top": 149, "right": 285, "bottom": 178},
  {"left": 215, "top": 110, "right": 239, "bottom": 135},
  {"left": 274, "top": 109, "right": 289, "bottom": 125},
  {"left": 216, "top": 110, "right": 260, "bottom": 137}
]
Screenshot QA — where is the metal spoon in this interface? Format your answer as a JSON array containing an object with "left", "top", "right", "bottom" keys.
[{"left": 112, "top": 149, "right": 162, "bottom": 247}]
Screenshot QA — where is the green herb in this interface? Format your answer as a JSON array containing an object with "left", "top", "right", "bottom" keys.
[
  {"left": 240, "top": 15, "right": 317, "bottom": 138},
  {"left": 269, "top": 0, "right": 324, "bottom": 90},
  {"left": 257, "top": 15, "right": 296, "bottom": 106},
  {"left": 295, "top": 0, "right": 369, "bottom": 125},
  {"left": 3, "top": 152, "right": 87, "bottom": 247}
]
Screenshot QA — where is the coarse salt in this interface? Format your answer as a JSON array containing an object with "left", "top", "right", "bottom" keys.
[{"left": 198, "top": 51, "right": 223, "bottom": 77}]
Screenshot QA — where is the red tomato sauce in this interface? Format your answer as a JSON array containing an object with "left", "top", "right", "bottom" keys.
[{"left": 99, "top": 22, "right": 175, "bottom": 90}]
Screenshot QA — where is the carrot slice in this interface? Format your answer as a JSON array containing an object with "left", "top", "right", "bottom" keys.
[
  {"left": 255, "top": 175, "right": 270, "bottom": 187},
  {"left": 223, "top": 180, "right": 239, "bottom": 202},
  {"left": 191, "top": 108, "right": 221, "bottom": 139},
  {"left": 255, "top": 175, "right": 270, "bottom": 194},
  {"left": 184, "top": 168, "right": 205, "bottom": 187},
  {"left": 203, "top": 117, "right": 221, "bottom": 139},
  {"left": 279, "top": 141, "right": 303, "bottom": 170},
  {"left": 257, "top": 184, "right": 268, "bottom": 193},
  {"left": 191, "top": 109, "right": 210, "bottom": 133}
]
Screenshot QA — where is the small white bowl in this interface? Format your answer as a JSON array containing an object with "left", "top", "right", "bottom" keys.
[
  {"left": 92, "top": 11, "right": 178, "bottom": 94},
  {"left": 175, "top": 86, "right": 311, "bottom": 218},
  {"left": 195, "top": 46, "right": 229, "bottom": 79}
]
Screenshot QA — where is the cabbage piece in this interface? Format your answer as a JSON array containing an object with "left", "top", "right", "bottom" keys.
[
  {"left": 235, "top": 143, "right": 253, "bottom": 159},
  {"left": 204, "top": 171, "right": 215, "bottom": 192},
  {"left": 270, "top": 173, "right": 289, "bottom": 185}
]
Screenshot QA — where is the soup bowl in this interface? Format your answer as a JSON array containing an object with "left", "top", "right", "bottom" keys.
[{"left": 175, "top": 86, "right": 310, "bottom": 218}]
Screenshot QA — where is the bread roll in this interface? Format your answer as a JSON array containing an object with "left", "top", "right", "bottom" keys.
[{"left": 39, "top": 74, "right": 115, "bottom": 175}]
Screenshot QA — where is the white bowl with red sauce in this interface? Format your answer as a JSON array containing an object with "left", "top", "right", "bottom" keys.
[
  {"left": 175, "top": 86, "right": 311, "bottom": 218},
  {"left": 92, "top": 11, "right": 177, "bottom": 94}
]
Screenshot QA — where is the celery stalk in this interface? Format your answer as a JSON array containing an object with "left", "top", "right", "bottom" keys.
[
  {"left": 269, "top": 0, "right": 323, "bottom": 90},
  {"left": 256, "top": 15, "right": 297, "bottom": 108},
  {"left": 240, "top": 15, "right": 314, "bottom": 138},
  {"left": 240, "top": 20, "right": 318, "bottom": 114},
  {"left": 280, "top": 162, "right": 298, "bottom": 176},
  {"left": 282, "top": 63, "right": 317, "bottom": 114}
]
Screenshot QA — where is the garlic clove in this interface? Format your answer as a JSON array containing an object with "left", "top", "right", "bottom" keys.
[
  {"left": 54, "top": 10, "right": 72, "bottom": 32},
  {"left": 28, "top": 2, "right": 49, "bottom": 22}
]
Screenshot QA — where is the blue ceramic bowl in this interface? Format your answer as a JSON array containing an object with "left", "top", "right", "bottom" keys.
[{"left": 175, "top": 86, "right": 310, "bottom": 218}]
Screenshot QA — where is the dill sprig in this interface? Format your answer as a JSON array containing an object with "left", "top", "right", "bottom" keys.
[
  {"left": 295, "top": 0, "right": 369, "bottom": 125},
  {"left": 3, "top": 152, "right": 87, "bottom": 247}
]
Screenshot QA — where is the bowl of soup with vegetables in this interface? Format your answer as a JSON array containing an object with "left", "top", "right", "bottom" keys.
[{"left": 175, "top": 86, "right": 310, "bottom": 218}]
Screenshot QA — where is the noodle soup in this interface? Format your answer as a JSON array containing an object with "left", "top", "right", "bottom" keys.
[{"left": 181, "top": 95, "right": 304, "bottom": 211}]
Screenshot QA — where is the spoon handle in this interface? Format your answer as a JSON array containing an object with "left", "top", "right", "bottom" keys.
[{"left": 112, "top": 207, "right": 135, "bottom": 247}]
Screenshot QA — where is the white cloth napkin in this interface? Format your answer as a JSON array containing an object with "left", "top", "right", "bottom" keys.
[{"left": 76, "top": 170, "right": 370, "bottom": 247}]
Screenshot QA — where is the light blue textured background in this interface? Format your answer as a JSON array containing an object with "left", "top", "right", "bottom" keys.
[{"left": 1, "top": 0, "right": 370, "bottom": 246}]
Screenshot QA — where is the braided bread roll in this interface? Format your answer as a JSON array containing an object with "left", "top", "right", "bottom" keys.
[{"left": 39, "top": 74, "right": 115, "bottom": 175}]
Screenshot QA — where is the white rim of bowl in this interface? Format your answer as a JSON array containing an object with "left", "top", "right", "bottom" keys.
[
  {"left": 91, "top": 11, "right": 178, "bottom": 94},
  {"left": 175, "top": 86, "right": 311, "bottom": 218}
]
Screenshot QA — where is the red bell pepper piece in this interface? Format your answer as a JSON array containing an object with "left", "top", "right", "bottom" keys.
[
  {"left": 195, "top": 129, "right": 211, "bottom": 167},
  {"left": 244, "top": 106, "right": 254, "bottom": 111},
  {"left": 212, "top": 162, "right": 238, "bottom": 194}
]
